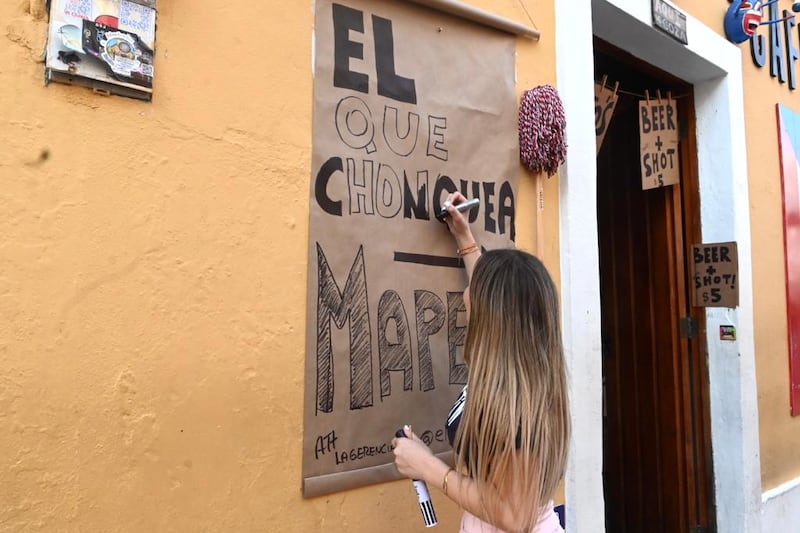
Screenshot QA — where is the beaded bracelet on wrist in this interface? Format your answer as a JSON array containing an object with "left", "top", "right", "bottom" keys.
[{"left": 457, "top": 243, "right": 479, "bottom": 256}]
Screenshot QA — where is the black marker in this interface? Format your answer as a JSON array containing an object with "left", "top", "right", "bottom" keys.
[
  {"left": 395, "top": 427, "right": 438, "bottom": 528},
  {"left": 436, "top": 198, "right": 480, "bottom": 222}
]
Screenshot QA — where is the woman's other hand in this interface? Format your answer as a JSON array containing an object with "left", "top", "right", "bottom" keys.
[{"left": 392, "top": 426, "right": 438, "bottom": 483}]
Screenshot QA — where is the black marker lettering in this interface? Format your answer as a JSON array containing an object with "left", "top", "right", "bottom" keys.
[
  {"left": 375, "top": 164, "right": 403, "bottom": 219},
  {"left": 315, "top": 157, "right": 343, "bottom": 217},
  {"left": 403, "top": 170, "right": 430, "bottom": 220},
  {"left": 383, "top": 106, "right": 420, "bottom": 156},
  {"left": 447, "top": 292, "right": 468, "bottom": 385},
  {"left": 432, "top": 175, "right": 457, "bottom": 217},
  {"left": 378, "top": 290, "right": 413, "bottom": 398},
  {"left": 316, "top": 244, "right": 373, "bottom": 413},
  {"left": 498, "top": 181, "right": 516, "bottom": 242},
  {"left": 336, "top": 96, "right": 377, "bottom": 154},
  {"left": 347, "top": 158, "right": 375, "bottom": 215},
  {"left": 414, "top": 290, "right": 445, "bottom": 392},
  {"left": 482, "top": 181, "right": 496, "bottom": 234},
  {"left": 459, "top": 179, "right": 481, "bottom": 223},
  {"left": 427, "top": 116, "right": 448, "bottom": 161},
  {"left": 372, "top": 14, "right": 417, "bottom": 104},
  {"left": 332, "top": 4, "right": 369, "bottom": 94}
]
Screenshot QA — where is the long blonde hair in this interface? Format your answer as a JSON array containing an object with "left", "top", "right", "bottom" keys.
[{"left": 454, "top": 249, "right": 570, "bottom": 532}]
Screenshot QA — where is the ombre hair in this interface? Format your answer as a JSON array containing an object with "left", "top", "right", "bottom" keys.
[{"left": 454, "top": 249, "right": 570, "bottom": 532}]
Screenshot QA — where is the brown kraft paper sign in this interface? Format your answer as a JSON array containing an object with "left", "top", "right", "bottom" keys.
[{"left": 304, "top": 0, "right": 518, "bottom": 497}]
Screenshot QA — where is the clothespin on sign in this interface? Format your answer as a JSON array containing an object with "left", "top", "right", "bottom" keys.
[
  {"left": 645, "top": 89, "right": 651, "bottom": 102},
  {"left": 600, "top": 74, "right": 608, "bottom": 90},
  {"left": 657, "top": 89, "right": 662, "bottom": 104},
  {"left": 613, "top": 81, "right": 619, "bottom": 96},
  {"left": 667, "top": 90, "right": 673, "bottom": 103}
]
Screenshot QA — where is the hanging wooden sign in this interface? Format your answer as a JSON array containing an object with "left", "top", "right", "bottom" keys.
[
  {"left": 639, "top": 92, "right": 679, "bottom": 190},
  {"left": 595, "top": 76, "right": 619, "bottom": 155},
  {"left": 690, "top": 241, "right": 739, "bottom": 308}
]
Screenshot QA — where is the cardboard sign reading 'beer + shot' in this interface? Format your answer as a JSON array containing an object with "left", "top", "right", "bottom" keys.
[
  {"left": 691, "top": 242, "right": 739, "bottom": 308},
  {"left": 639, "top": 95, "right": 679, "bottom": 190}
]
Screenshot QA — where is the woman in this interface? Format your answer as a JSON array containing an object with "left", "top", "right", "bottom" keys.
[{"left": 392, "top": 192, "right": 570, "bottom": 533}]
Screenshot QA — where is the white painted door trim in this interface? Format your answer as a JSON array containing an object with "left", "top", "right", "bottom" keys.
[
  {"left": 554, "top": 0, "right": 605, "bottom": 531},
  {"left": 556, "top": 1, "right": 762, "bottom": 532}
]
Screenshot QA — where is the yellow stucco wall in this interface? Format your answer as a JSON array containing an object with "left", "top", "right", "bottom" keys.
[
  {"left": 671, "top": 0, "right": 800, "bottom": 490},
  {"left": 0, "top": 1, "right": 556, "bottom": 531}
]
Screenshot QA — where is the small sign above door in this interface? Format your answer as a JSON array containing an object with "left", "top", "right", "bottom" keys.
[
  {"left": 691, "top": 242, "right": 739, "bottom": 308},
  {"left": 652, "top": 0, "right": 688, "bottom": 45}
]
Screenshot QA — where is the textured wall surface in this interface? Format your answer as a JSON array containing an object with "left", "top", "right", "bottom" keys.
[{"left": 0, "top": 1, "right": 555, "bottom": 531}]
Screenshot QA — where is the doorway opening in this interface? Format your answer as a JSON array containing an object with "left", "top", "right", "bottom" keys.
[{"left": 594, "top": 38, "right": 716, "bottom": 533}]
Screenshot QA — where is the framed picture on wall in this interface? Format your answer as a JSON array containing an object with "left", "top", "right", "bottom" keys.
[{"left": 775, "top": 104, "right": 800, "bottom": 416}]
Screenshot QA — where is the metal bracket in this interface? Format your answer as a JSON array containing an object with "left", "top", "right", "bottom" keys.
[{"left": 680, "top": 316, "right": 698, "bottom": 339}]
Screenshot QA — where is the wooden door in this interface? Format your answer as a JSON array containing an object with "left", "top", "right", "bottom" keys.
[{"left": 595, "top": 42, "right": 714, "bottom": 533}]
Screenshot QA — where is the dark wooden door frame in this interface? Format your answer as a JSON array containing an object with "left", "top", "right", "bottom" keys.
[{"left": 594, "top": 37, "right": 716, "bottom": 533}]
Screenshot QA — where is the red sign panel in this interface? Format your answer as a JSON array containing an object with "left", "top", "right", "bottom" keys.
[{"left": 776, "top": 104, "right": 800, "bottom": 416}]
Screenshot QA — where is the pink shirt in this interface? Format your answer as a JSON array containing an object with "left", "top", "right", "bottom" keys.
[{"left": 459, "top": 501, "right": 564, "bottom": 533}]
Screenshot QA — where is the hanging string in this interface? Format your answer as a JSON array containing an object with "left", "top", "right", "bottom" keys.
[
  {"left": 516, "top": 0, "right": 540, "bottom": 32},
  {"left": 595, "top": 80, "right": 690, "bottom": 100}
]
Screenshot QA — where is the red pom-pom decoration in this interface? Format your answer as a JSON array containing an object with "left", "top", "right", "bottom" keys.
[{"left": 518, "top": 84, "right": 567, "bottom": 176}]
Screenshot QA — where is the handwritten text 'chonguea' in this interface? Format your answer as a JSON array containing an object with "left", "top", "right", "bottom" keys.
[{"left": 313, "top": 3, "right": 515, "bottom": 240}]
